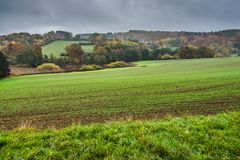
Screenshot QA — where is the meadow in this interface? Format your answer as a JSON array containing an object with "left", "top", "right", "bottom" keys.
[
  {"left": 0, "top": 112, "right": 239, "bottom": 159},
  {"left": 42, "top": 40, "right": 95, "bottom": 57},
  {"left": 0, "top": 57, "right": 240, "bottom": 129}
]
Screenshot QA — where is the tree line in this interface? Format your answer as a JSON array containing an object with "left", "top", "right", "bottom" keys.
[
  {"left": 0, "top": 38, "right": 217, "bottom": 78},
  {"left": 48, "top": 39, "right": 216, "bottom": 66}
]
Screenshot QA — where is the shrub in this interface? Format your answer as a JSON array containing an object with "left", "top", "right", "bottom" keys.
[
  {"left": 106, "top": 61, "right": 129, "bottom": 68},
  {"left": 158, "top": 54, "right": 175, "bottom": 60},
  {"left": 91, "top": 64, "right": 103, "bottom": 70},
  {"left": 0, "top": 51, "right": 10, "bottom": 78},
  {"left": 79, "top": 65, "right": 102, "bottom": 71},
  {"left": 36, "top": 63, "right": 61, "bottom": 72},
  {"left": 80, "top": 65, "right": 94, "bottom": 71}
]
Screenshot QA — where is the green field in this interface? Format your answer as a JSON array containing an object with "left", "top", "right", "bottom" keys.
[
  {"left": 0, "top": 58, "right": 240, "bottom": 129},
  {"left": 42, "top": 40, "right": 95, "bottom": 57},
  {"left": 0, "top": 112, "right": 239, "bottom": 159}
]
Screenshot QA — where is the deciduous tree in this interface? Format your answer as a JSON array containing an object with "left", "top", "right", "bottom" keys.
[
  {"left": 178, "top": 46, "right": 197, "bottom": 59},
  {"left": 65, "top": 44, "right": 84, "bottom": 63}
]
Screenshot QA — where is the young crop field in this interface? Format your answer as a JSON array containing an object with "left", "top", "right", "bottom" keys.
[
  {"left": 42, "top": 40, "right": 95, "bottom": 57},
  {"left": 0, "top": 58, "right": 240, "bottom": 129},
  {"left": 0, "top": 112, "right": 239, "bottom": 159}
]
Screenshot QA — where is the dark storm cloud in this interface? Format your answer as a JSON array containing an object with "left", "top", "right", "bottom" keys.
[{"left": 0, "top": 0, "right": 240, "bottom": 35}]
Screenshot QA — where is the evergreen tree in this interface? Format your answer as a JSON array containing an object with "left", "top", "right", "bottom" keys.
[{"left": 0, "top": 51, "right": 10, "bottom": 78}]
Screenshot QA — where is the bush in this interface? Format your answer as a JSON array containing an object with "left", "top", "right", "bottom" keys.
[
  {"left": 0, "top": 51, "right": 10, "bottom": 78},
  {"left": 106, "top": 61, "right": 129, "bottom": 68},
  {"left": 158, "top": 54, "right": 175, "bottom": 60},
  {"left": 91, "top": 64, "right": 103, "bottom": 70},
  {"left": 80, "top": 65, "right": 93, "bottom": 71},
  {"left": 80, "top": 65, "right": 102, "bottom": 71},
  {"left": 36, "top": 63, "right": 61, "bottom": 72}
]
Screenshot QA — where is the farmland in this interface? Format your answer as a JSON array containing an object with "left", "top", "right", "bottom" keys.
[
  {"left": 2, "top": 0, "right": 240, "bottom": 158},
  {"left": 0, "top": 57, "right": 240, "bottom": 129},
  {"left": 42, "top": 40, "right": 95, "bottom": 57}
]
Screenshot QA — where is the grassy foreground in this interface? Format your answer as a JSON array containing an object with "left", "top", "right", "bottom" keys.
[
  {"left": 42, "top": 40, "right": 95, "bottom": 57},
  {"left": 0, "top": 112, "right": 239, "bottom": 159},
  {"left": 0, "top": 58, "right": 240, "bottom": 129}
]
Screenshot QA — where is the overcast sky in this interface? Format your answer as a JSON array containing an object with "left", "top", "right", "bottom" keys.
[{"left": 0, "top": 0, "right": 240, "bottom": 35}]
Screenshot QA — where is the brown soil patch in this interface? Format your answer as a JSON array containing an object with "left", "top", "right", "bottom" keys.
[
  {"left": 10, "top": 66, "right": 82, "bottom": 76},
  {"left": 0, "top": 99, "right": 239, "bottom": 130},
  {"left": 10, "top": 66, "right": 41, "bottom": 76}
]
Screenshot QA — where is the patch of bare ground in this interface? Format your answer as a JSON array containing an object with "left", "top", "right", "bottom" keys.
[
  {"left": 0, "top": 98, "right": 239, "bottom": 130},
  {"left": 10, "top": 66, "right": 83, "bottom": 76},
  {"left": 10, "top": 66, "right": 41, "bottom": 76}
]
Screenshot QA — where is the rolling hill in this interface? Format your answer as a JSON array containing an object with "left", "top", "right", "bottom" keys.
[{"left": 0, "top": 57, "right": 239, "bottom": 129}]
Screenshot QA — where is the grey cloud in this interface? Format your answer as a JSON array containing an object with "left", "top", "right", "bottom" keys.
[{"left": 0, "top": 0, "right": 240, "bottom": 35}]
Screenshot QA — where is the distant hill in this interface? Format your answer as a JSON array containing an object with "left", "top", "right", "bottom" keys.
[
  {"left": 1, "top": 29, "right": 240, "bottom": 56},
  {"left": 110, "top": 30, "right": 240, "bottom": 56},
  {"left": 0, "top": 31, "right": 74, "bottom": 47}
]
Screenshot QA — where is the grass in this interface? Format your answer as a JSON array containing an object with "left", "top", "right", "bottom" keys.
[
  {"left": 0, "top": 112, "right": 239, "bottom": 159},
  {"left": 42, "top": 40, "right": 95, "bottom": 57},
  {"left": 0, "top": 58, "right": 240, "bottom": 129}
]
